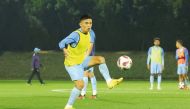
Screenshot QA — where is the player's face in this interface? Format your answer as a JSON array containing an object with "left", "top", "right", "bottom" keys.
[
  {"left": 154, "top": 40, "right": 160, "bottom": 46},
  {"left": 79, "top": 19, "right": 92, "bottom": 34},
  {"left": 176, "top": 42, "right": 180, "bottom": 48}
]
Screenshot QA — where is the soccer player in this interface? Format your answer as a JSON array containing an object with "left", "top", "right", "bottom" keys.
[
  {"left": 147, "top": 37, "right": 164, "bottom": 90},
  {"left": 176, "top": 40, "right": 189, "bottom": 89},
  {"left": 59, "top": 14, "right": 123, "bottom": 109},
  {"left": 27, "top": 48, "right": 45, "bottom": 85}
]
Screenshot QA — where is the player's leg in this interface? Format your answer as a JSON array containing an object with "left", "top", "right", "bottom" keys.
[
  {"left": 150, "top": 74, "right": 154, "bottom": 90},
  {"left": 185, "top": 74, "right": 189, "bottom": 84},
  {"left": 87, "top": 56, "right": 111, "bottom": 82},
  {"left": 179, "top": 74, "right": 185, "bottom": 89},
  {"left": 64, "top": 65, "right": 84, "bottom": 109},
  {"left": 79, "top": 71, "right": 89, "bottom": 99},
  {"left": 90, "top": 75, "right": 97, "bottom": 98},
  {"left": 178, "top": 65, "right": 184, "bottom": 89},
  {"left": 150, "top": 63, "right": 155, "bottom": 90},
  {"left": 184, "top": 74, "right": 190, "bottom": 89},
  {"left": 88, "top": 68, "right": 97, "bottom": 99},
  {"left": 65, "top": 80, "right": 84, "bottom": 109},
  {"left": 182, "top": 65, "right": 189, "bottom": 89},
  {"left": 157, "top": 64, "right": 162, "bottom": 90},
  {"left": 36, "top": 69, "right": 45, "bottom": 84},
  {"left": 182, "top": 74, "right": 187, "bottom": 89},
  {"left": 27, "top": 69, "right": 36, "bottom": 84},
  {"left": 179, "top": 75, "right": 183, "bottom": 85},
  {"left": 157, "top": 73, "right": 162, "bottom": 90},
  {"left": 86, "top": 56, "right": 123, "bottom": 89}
]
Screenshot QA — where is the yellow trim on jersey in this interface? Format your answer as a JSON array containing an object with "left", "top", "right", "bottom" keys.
[{"left": 64, "top": 30, "right": 90, "bottom": 66}]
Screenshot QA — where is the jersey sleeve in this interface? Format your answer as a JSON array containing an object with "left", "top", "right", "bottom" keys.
[
  {"left": 176, "top": 49, "right": 178, "bottom": 60},
  {"left": 31, "top": 56, "right": 34, "bottom": 68},
  {"left": 147, "top": 47, "right": 151, "bottom": 65},
  {"left": 89, "top": 29, "right": 95, "bottom": 43},
  {"left": 161, "top": 48, "right": 164, "bottom": 66},
  {"left": 59, "top": 32, "right": 79, "bottom": 49},
  {"left": 31, "top": 55, "right": 36, "bottom": 68},
  {"left": 184, "top": 48, "right": 189, "bottom": 66}
]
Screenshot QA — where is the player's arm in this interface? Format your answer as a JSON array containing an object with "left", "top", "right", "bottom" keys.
[
  {"left": 147, "top": 47, "right": 151, "bottom": 70},
  {"left": 185, "top": 48, "right": 189, "bottom": 66},
  {"left": 161, "top": 48, "right": 164, "bottom": 70},
  {"left": 175, "top": 50, "right": 179, "bottom": 60},
  {"left": 85, "top": 29, "right": 95, "bottom": 57},
  {"left": 85, "top": 43, "right": 93, "bottom": 57},
  {"left": 59, "top": 38, "right": 73, "bottom": 58},
  {"left": 59, "top": 32, "right": 79, "bottom": 57},
  {"left": 31, "top": 56, "right": 35, "bottom": 71}
]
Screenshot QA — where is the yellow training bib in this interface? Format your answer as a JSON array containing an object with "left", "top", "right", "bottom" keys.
[
  {"left": 151, "top": 46, "right": 162, "bottom": 64},
  {"left": 64, "top": 30, "right": 90, "bottom": 66}
]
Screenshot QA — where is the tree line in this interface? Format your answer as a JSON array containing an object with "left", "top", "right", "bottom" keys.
[{"left": 0, "top": 0, "right": 190, "bottom": 51}]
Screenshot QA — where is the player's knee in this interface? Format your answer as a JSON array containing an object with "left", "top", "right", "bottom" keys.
[
  {"left": 158, "top": 73, "right": 162, "bottom": 76},
  {"left": 98, "top": 56, "right": 105, "bottom": 63},
  {"left": 75, "top": 80, "right": 84, "bottom": 90},
  {"left": 179, "top": 74, "right": 183, "bottom": 77},
  {"left": 89, "top": 73, "right": 95, "bottom": 78},
  {"left": 182, "top": 74, "right": 186, "bottom": 78},
  {"left": 84, "top": 72, "right": 89, "bottom": 77}
]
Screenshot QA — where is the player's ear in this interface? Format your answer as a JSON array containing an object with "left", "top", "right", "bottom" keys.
[{"left": 79, "top": 20, "right": 83, "bottom": 27}]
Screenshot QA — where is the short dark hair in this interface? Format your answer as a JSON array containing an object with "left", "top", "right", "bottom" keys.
[
  {"left": 153, "top": 37, "right": 160, "bottom": 41},
  {"left": 79, "top": 14, "right": 92, "bottom": 22},
  {"left": 176, "top": 39, "right": 183, "bottom": 45}
]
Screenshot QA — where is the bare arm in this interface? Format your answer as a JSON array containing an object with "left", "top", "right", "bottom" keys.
[{"left": 63, "top": 48, "right": 69, "bottom": 58}]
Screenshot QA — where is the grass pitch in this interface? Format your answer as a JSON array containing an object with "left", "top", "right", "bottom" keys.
[{"left": 0, "top": 80, "right": 190, "bottom": 109}]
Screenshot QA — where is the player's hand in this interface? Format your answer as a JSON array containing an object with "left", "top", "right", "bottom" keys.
[
  {"left": 147, "top": 64, "right": 150, "bottom": 70},
  {"left": 63, "top": 48, "right": 69, "bottom": 58}
]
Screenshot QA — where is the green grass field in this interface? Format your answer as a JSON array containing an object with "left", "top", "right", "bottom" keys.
[{"left": 0, "top": 80, "right": 190, "bottom": 109}]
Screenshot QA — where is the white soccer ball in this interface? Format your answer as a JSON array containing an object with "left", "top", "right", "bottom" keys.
[
  {"left": 179, "top": 82, "right": 185, "bottom": 89},
  {"left": 117, "top": 55, "right": 132, "bottom": 70}
]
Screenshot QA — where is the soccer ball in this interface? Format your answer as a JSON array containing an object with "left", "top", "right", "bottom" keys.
[
  {"left": 117, "top": 55, "right": 132, "bottom": 70},
  {"left": 178, "top": 82, "right": 185, "bottom": 89}
]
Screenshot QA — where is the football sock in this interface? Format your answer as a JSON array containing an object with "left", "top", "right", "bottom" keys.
[
  {"left": 158, "top": 75, "right": 162, "bottom": 87},
  {"left": 81, "top": 77, "right": 88, "bottom": 96},
  {"left": 158, "top": 75, "right": 162, "bottom": 84},
  {"left": 67, "top": 87, "right": 81, "bottom": 106},
  {"left": 91, "top": 76, "right": 97, "bottom": 95},
  {"left": 150, "top": 75, "right": 154, "bottom": 87},
  {"left": 99, "top": 64, "right": 112, "bottom": 84},
  {"left": 184, "top": 77, "right": 189, "bottom": 86}
]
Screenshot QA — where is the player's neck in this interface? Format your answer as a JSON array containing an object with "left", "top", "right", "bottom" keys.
[
  {"left": 179, "top": 46, "right": 183, "bottom": 49},
  {"left": 79, "top": 28, "right": 88, "bottom": 34},
  {"left": 81, "top": 31, "right": 88, "bottom": 34}
]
